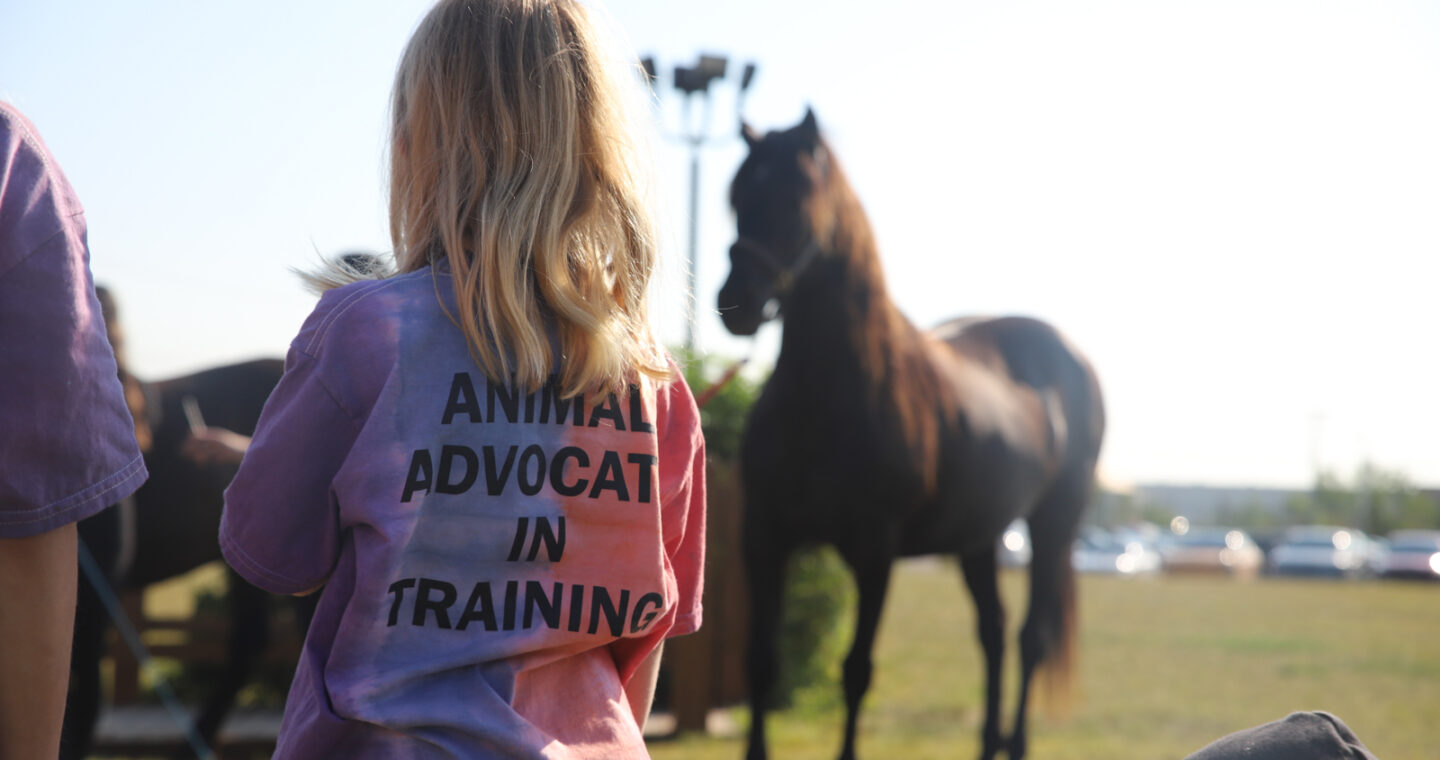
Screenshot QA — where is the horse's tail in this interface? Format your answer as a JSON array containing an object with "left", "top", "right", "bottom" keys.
[
  {"left": 1034, "top": 346, "right": 1104, "bottom": 714},
  {"left": 1036, "top": 513, "right": 1079, "bottom": 714},
  {"left": 1027, "top": 459, "right": 1093, "bottom": 717}
]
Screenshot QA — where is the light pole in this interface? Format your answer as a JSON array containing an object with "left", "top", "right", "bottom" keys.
[{"left": 640, "top": 54, "right": 757, "bottom": 353}]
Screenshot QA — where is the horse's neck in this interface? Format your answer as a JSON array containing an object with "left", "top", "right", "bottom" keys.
[{"left": 778, "top": 247, "right": 909, "bottom": 381}]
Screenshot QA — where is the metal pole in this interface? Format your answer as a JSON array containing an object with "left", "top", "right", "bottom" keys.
[{"left": 686, "top": 137, "right": 701, "bottom": 353}]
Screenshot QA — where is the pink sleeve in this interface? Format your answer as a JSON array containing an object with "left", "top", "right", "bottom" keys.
[
  {"left": 610, "top": 373, "right": 706, "bottom": 683},
  {"left": 659, "top": 375, "right": 706, "bottom": 638}
]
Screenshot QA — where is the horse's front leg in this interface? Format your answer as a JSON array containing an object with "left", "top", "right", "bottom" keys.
[
  {"left": 959, "top": 546, "right": 1006, "bottom": 760},
  {"left": 744, "top": 526, "right": 790, "bottom": 760},
  {"left": 837, "top": 545, "right": 895, "bottom": 760}
]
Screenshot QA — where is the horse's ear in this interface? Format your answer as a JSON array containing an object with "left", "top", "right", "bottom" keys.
[
  {"left": 799, "top": 106, "right": 820, "bottom": 143},
  {"left": 741, "top": 120, "right": 761, "bottom": 148},
  {"left": 797, "top": 107, "right": 828, "bottom": 180}
]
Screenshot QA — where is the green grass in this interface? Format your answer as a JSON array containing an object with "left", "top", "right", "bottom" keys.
[{"left": 648, "top": 560, "right": 1440, "bottom": 760}]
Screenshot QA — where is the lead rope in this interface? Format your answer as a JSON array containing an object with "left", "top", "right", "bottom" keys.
[
  {"left": 694, "top": 356, "right": 748, "bottom": 409},
  {"left": 76, "top": 536, "right": 217, "bottom": 760}
]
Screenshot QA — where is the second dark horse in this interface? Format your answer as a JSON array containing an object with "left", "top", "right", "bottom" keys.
[
  {"left": 719, "top": 111, "right": 1105, "bottom": 760},
  {"left": 64, "top": 329, "right": 313, "bottom": 758}
]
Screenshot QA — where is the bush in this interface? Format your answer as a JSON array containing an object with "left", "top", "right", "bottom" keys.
[
  {"left": 676, "top": 348, "right": 759, "bottom": 461},
  {"left": 775, "top": 545, "right": 856, "bottom": 709}
]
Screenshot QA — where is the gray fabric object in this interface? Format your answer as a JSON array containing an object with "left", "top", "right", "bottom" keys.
[{"left": 1184, "top": 712, "right": 1379, "bottom": 760}]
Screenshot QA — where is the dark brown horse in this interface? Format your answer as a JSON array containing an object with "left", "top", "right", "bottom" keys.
[
  {"left": 719, "top": 110, "right": 1105, "bottom": 760},
  {"left": 63, "top": 290, "right": 314, "bottom": 759}
]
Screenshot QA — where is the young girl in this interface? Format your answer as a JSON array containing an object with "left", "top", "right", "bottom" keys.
[{"left": 219, "top": 1, "right": 705, "bottom": 757}]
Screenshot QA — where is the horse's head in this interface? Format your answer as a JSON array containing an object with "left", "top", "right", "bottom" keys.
[{"left": 718, "top": 108, "right": 833, "bottom": 336}]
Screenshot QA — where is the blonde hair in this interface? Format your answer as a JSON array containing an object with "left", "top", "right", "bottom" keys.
[{"left": 380, "top": 0, "right": 667, "bottom": 397}]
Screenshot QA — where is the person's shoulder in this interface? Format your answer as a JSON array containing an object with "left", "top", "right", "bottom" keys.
[
  {"left": 655, "top": 358, "right": 702, "bottom": 446},
  {"left": 0, "top": 102, "right": 40, "bottom": 155},
  {"left": 0, "top": 102, "right": 67, "bottom": 196},
  {"left": 0, "top": 102, "right": 83, "bottom": 275},
  {"left": 293, "top": 268, "right": 436, "bottom": 357}
]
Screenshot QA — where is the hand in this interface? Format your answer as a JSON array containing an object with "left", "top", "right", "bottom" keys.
[{"left": 181, "top": 428, "right": 252, "bottom": 466}]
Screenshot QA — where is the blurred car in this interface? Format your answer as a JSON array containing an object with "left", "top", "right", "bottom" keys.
[
  {"left": 1267, "top": 525, "right": 1370, "bottom": 578},
  {"left": 1072, "top": 528, "right": 1161, "bottom": 575},
  {"left": 1161, "top": 527, "right": 1264, "bottom": 577},
  {"left": 1377, "top": 530, "right": 1440, "bottom": 580},
  {"left": 998, "top": 519, "right": 1031, "bottom": 568},
  {"left": 1362, "top": 533, "right": 1391, "bottom": 576}
]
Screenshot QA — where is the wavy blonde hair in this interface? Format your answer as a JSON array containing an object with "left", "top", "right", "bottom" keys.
[{"left": 385, "top": 0, "right": 668, "bottom": 397}]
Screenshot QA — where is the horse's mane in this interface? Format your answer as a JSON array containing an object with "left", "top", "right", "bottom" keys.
[{"left": 811, "top": 145, "right": 952, "bottom": 493}]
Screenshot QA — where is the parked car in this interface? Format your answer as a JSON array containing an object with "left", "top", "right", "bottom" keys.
[
  {"left": 1377, "top": 530, "right": 1440, "bottom": 580},
  {"left": 998, "top": 519, "right": 1031, "bottom": 568},
  {"left": 1362, "top": 533, "right": 1391, "bottom": 576},
  {"left": 1268, "top": 525, "right": 1370, "bottom": 578},
  {"left": 1072, "top": 528, "right": 1161, "bottom": 575},
  {"left": 1161, "top": 527, "right": 1264, "bottom": 577}
]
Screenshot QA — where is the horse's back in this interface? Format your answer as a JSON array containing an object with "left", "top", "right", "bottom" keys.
[
  {"left": 127, "top": 358, "right": 285, "bottom": 585},
  {"left": 931, "top": 315, "right": 1104, "bottom": 466},
  {"left": 150, "top": 358, "right": 285, "bottom": 440},
  {"left": 904, "top": 316, "right": 1104, "bottom": 554}
]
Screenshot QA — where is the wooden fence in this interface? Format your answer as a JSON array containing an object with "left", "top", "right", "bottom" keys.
[{"left": 660, "top": 460, "right": 749, "bottom": 731}]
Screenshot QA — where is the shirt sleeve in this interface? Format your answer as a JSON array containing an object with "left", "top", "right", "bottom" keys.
[
  {"left": 609, "top": 371, "right": 707, "bottom": 682},
  {"left": 658, "top": 374, "right": 706, "bottom": 638},
  {"left": 0, "top": 106, "right": 147, "bottom": 538},
  {"left": 219, "top": 341, "right": 359, "bottom": 594}
]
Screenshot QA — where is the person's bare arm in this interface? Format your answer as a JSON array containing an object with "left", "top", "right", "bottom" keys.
[
  {"left": 181, "top": 427, "right": 252, "bottom": 466},
  {"left": 0, "top": 523, "right": 78, "bottom": 760},
  {"left": 623, "top": 643, "right": 665, "bottom": 733}
]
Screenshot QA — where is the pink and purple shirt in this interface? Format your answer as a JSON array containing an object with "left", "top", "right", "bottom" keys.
[
  {"left": 220, "top": 268, "right": 705, "bottom": 759},
  {"left": 0, "top": 102, "right": 147, "bottom": 538}
]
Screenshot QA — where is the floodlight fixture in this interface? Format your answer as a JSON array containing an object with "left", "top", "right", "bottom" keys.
[
  {"left": 697, "top": 54, "right": 728, "bottom": 80},
  {"left": 673, "top": 65, "right": 705, "bottom": 95}
]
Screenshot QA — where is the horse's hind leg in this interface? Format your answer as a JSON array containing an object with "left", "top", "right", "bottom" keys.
[
  {"left": 837, "top": 544, "right": 895, "bottom": 760},
  {"left": 1011, "top": 473, "right": 1090, "bottom": 760},
  {"left": 191, "top": 570, "right": 270, "bottom": 755},
  {"left": 744, "top": 529, "right": 790, "bottom": 760},
  {"left": 959, "top": 546, "right": 1006, "bottom": 760}
]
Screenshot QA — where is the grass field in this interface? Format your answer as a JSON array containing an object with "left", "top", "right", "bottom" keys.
[{"left": 648, "top": 559, "right": 1440, "bottom": 760}]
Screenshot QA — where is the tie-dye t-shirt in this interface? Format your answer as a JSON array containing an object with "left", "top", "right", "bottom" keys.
[{"left": 219, "top": 267, "right": 705, "bottom": 759}]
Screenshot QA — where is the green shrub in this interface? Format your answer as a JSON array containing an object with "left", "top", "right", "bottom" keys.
[
  {"left": 676, "top": 349, "right": 759, "bottom": 462},
  {"left": 775, "top": 545, "right": 856, "bottom": 710}
]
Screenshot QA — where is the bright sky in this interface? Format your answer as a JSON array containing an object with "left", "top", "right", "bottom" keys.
[{"left": 3, "top": 1, "right": 1437, "bottom": 489}]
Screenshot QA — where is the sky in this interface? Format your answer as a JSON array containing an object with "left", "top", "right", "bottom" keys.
[{"left": 3, "top": 0, "right": 1437, "bottom": 489}]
